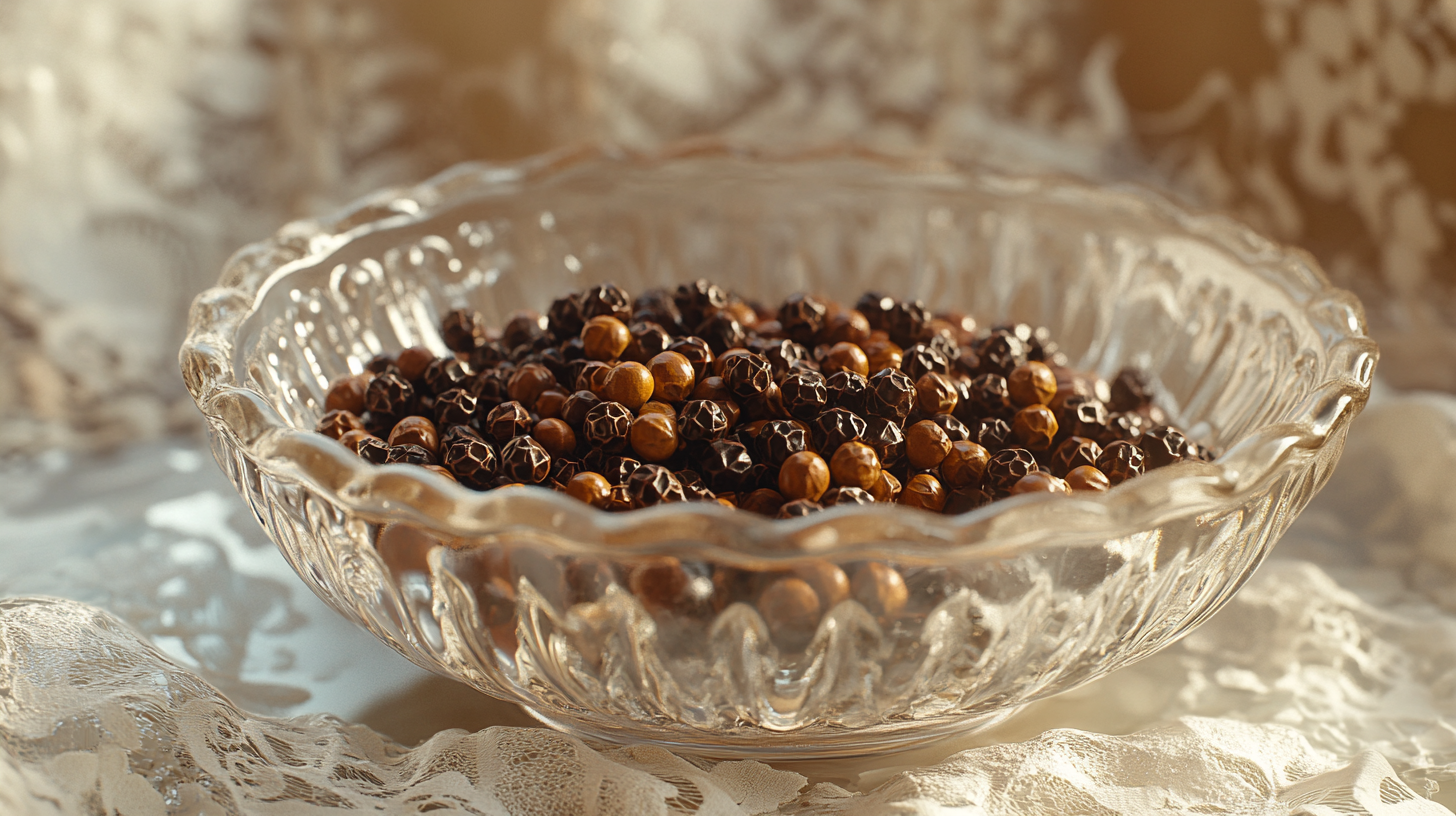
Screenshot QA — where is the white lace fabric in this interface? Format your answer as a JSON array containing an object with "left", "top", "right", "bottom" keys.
[{"left": 4, "top": 391, "right": 1456, "bottom": 814}]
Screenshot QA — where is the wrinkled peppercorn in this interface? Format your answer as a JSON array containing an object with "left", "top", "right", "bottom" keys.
[
  {"left": 560, "top": 390, "right": 601, "bottom": 429},
  {"left": 389, "top": 416, "right": 439, "bottom": 453},
  {"left": 1048, "top": 437, "right": 1103, "bottom": 477},
  {"left": 580, "top": 283, "right": 633, "bottom": 322},
  {"left": 886, "top": 299, "right": 930, "bottom": 347},
  {"left": 985, "top": 448, "right": 1038, "bottom": 492},
  {"left": 365, "top": 373, "right": 414, "bottom": 418},
  {"left": 1140, "top": 425, "right": 1190, "bottom": 469},
  {"left": 1062, "top": 396, "right": 1110, "bottom": 441},
  {"left": 722, "top": 352, "right": 774, "bottom": 400},
  {"left": 624, "top": 321, "right": 672, "bottom": 364},
  {"left": 501, "top": 436, "right": 551, "bottom": 484},
  {"left": 975, "top": 330, "right": 1027, "bottom": 377},
  {"left": 901, "top": 343, "right": 949, "bottom": 382},
  {"left": 829, "top": 441, "right": 881, "bottom": 490},
  {"left": 317, "top": 409, "right": 365, "bottom": 440},
  {"left": 860, "top": 417, "right": 906, "bottom": 470},
  {"left": 582, "top": 401, "right": 633, "bottom": 453},
  {"left": 822, "top": 486, "right": 875, "bottom": 506},
  {"left": 753, "top": 420, "right": 806, "bottom": 468},
  {"left": 759, "top": 339, "right": 810, "bottom": 378},
  {"left": 430, "top": 388, "right": 476, "bottom": 428},
  {"left": 1096, "top": 440, "right": 1146, "bottom": 485},
  {"left": 812, "top": 408, "right": 867, "bottom": 455},
  {"left": 700, "top": 440, "right": 754, "bottom": 492},
  {"left": 944, "top": 487, "right": 994, "bottom": 514},
  {"left": 778, "top": 293, "right": 827, "bottom": 344},
  {"left": 865, "top": 369, "right": 915, "bottom": 422},
  {"left": 387, "top": 443, "right": 435, "bottom": 466},
  {"left": 484, "top": 401, "right": 532, "bottom": 444},
  {"left": 1110, "top": 367, "right": 1153, "bottom": 413},
  {"left": 696, "top": 312, "right": 746, "bottom": 355},
  {"left": 780, "top": 370, "right": 828, "bottom": 419},
  {"left": 628, "top": 464, "right": 686, "bottom": 507},
  {"left": 825, "top": 370, "right": 869, "bottom": 414},
  {"left": 776, "top": 500, "right": 823, "bottom": 520},
  {"left": 356, "top": 435, "right": 391, "bottom": 464},
  {"left": 928, "top": 413, "right": 970, "bottom": 443},
  {"left": 667, "top": 336, "right": 714, "bottom": 381},
  {"left": 442, "top": 309, "right": 484, "bottom": 352},
  {"left": 674, "top": 279, "right": 728, "bottom": 326},
  {"left": 678, "top": 400, "right": 730, "bottom": 443},
  {"left": 443, "top": 434, "right": 498, "bottom": 488}
]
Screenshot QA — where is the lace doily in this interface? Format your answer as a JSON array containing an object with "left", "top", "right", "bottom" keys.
[{"left": 3, "top": 389, "right": 1456, "bottom": 814}]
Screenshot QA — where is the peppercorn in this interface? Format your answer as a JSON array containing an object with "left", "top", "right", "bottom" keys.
[
  {"left": 914, "top": 373, "right": 958, "bottom": 415},
  {"left": 1140, "top": 425, "right": 1191, "bottom": 469},
  {"left": 317, "top": 409, "right": 365, "bottom": 439},
  {"left": 501, "top": 436, "right": 551, "bottom": 484},
  {"left": 697, "top": 439, "right": 753, "bottom": 492},
  {"left": 442, "top": 309, "right": 484, "bottom": 352},
  {"left": 632, "top": 289, "right": 684, "bottom": 333},
  {"left": 829, "top": 441, "right": 881, "bottom": 490},
  {"left": 905, "top": 420, "right": 953, "bottom": 470},
  {"left": 396, "top": 346, "right": 435, "bottom": 381},
  {"left": 433, "top": 388, "right": 478, "bottom": 428},
  {"left": 579, "top": 283, "right": 632, "bottom": 323},
  {"left": 900, "top": 473, "right": 947, "bottom": 511},
  {"left": 1008, "top": 361, "right": 1057, "bottom": 408},
  {"left": 506, "top": 363, "right": 555, "bottom": 408},
  {"left": 563, "top": 472, "right": 610, "bottom": 507},
  {"left": 442, "top": 434, "right": 497, "bottom": 488},
  {"left": 581, "top": 315, "right": 630, "bottom": 361},
  {"left": 1010, "top": 472, "right": 1071, "bottom": 496},
  {"left": 674, "top": 279, "right": 728, "bottom": 327},
  {"left": 823, "top": 309, "right": 872, "bottom": 345},
  {"left": 582, "top": 401, "right": 633, "bottom": 453},
  {"left": 1066, "top": 465, "right": 1111, "bottom": 492},
  {"left": 1110, "top": 367, "right": 1153, "bottom": 412},
  {"left": 901, "top": 343, "right": 950, "bottom": 382},
  {"left": 675, "top": 400, "right": 727, "bottom": 443},
  {"left": 985, "top": 448, "right": 1038, "bottom": 492},
  {"left": 747, "top": 420, "right": 801, "bottom": 468},
  {"left": 338, "top": 429, "right": 374, "bottom": 455},
  {"left": 622, "top": 321, "right": 671, "bottom": 364},
  {"left": 812, "top": 408, "right": 867, "bottom": 455},
  {"left": 627, "top": 464, "right": 686, "bottom": 507},
  {"left": 630, "top": 413, "right": 679, "bottom": 462},
  {"left": 647, "top": 351, "right": 696, "bottom": 402},
  {"left": 325, "top": 375, "right": 369, "bottom": 414},
  {"left": 386, "top": 444, "right": 435, "bottom": 466},
  {"left": 364, "top": 373, "right": 414, "bottom": 418},
  {"left": 863, "top": 338, "right": 904, "bottom": 374},
  {"left": 389, "top": 416, "right": 439, "bottom": 454},
  {"left": 1048, "top": 437, "right": 1103, "bottom": 478},
  {"left": 695, "top": 312, "right": 746, "bottom": 355},
  {"left": 944, "top": 487, "right": 994, "bottom": 514},
  {"left": 674, "top": 470, "right": 716, "bottom": 502},
  {"left": 1105, "top": 411, "right": 1147, "bottom": 445},
  {"left": 825, "top": 370, "right": 869, "bottom": 414},
  {"left": 869, "top": 470, "right": 902, "bottom": 503},
  {"left": 822, "top": 342, "right": 870, "bottom": 377},
  {"left": 538, "top": 389, "right": 571, "bottom": 420},
  {"left": 721, "top": 352, "right": 773, "bottom": 400},
  {"left": 778, "top": 451, "right": 830, "bottom": 502},
  {"left": 885, "top": 299, "right": 930, "bottom": 347},
  {"left": 639, "top": 400, "right": 675, "bottom": 418},
  {"left": 560, "top": 390, "right": 601, "bottom": 429},
  {"left": 1062, "top": 396, "right": 1110, "bottom": 440},
  {"left": 964, "top": 417, "right": 1010, "bottom": 452},
  {"left": 756, "top": 338, "right": 809, "bottom": 377},
  {"left": 533, "top": 418, "right": 577, "bottom": 459},
  {"left": 602, "top": 362, "right": 654, "bottom": 411},
  {"left": 739, "top": 488, "right": 787, "bottom": 517},
  {"left": 482, "top": 401, "right": 529, "bottom": 445},
  {"left": 975, "top": 331, "right": 1027, "bottom": 377},
  {"left": 1012, "top": 404, "right": 1059, "bottom": 451},
  {"left": 940, "top": 440, "right": 990, "bottom": 488},
  {"left": 820, "top": 486, "right": 873, "bottom": 506},
  {"left": 1096, "top": 440, "right": 1146, "bottom": 485},
  {"left": 774, "top": 293, "right": 825, "bottom": 344},
  {"left": 865, "top": 369, "right": 915, "bottom": 422},
  {"left": 365, "top": 353, "right": 396, "bottom": 375},
  {"left": 851, "top": 562, "right": 908, "bottom": 619},
  {"left": 357, "top": 435, "right": 391, "bottom": 464}
]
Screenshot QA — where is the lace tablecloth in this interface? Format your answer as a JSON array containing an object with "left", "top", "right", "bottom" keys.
[{"left": 1, "top": 385, "right": 1455, "bottom": 815}]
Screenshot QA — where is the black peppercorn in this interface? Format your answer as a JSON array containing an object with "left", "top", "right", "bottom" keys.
[
  {"left": 1110, "top": 367, "right": 1154, "bottom": 413},
  {"left": 443, "top": 433, "right": 499, "bottom": 488},
  {"left": 422, "top": 357, "right": 470, "bottom": 396},
  {"left": 865, "top": 369, "right": 915, "bottom": 423},
  {"left": 632, "top": 288, "right": 685, "bottom": 333},
  {"left": 484, "top": 401, "right": 532, "bottom": 445},
  {"left": 667, "top": 336, "right": 714, "bottom": 381},
  {"left": 779, "top": 370, "right": 828, "bottom": 419},
  {"left": 1061, "top": 396, "right": 1110, "bottom": 440},
  {"left": 699, "top": 440, "right": 755, "bottom": 492},
  {"left": 546, "top": 292, "right": 585, "bottom": 340},
  {"left": 386, "top": 443, "right": 436, "bottom": 466},
  {"left": 776, "top": 499, "right": 822, "bottom": 519},
  {"left": 356, "top": 435, "right": 391, "bottom": 464},
  {"left": 778, "top": 293, "right": 828, "bottom": 344},
  {"left": 1139, "top": 425, "right": 1190, "bottom": 469},
  {"left": 441, "top": 308, "right": 484, "bottom": 352},
  {"left": 695, "top": 312, "right": 746, "bottom": 355},
  {"left": 860, "top": 416, "right": 906, "bottom": 469},
  {"left": 582, "top": 401, "right": 633, "bottom": 453},
  {"left": 580, "top": 283, "right": 633, "bottom": 322},
  {"left": 722, "top": 352, "right": 774, "bottom": 399},
  {"left": 822, "top": 486, "right": 874, "bottom": 506},
  {"left": 812, "top": 408, "right": 867, "bottom": 455},
  {"left": 901, "top": 343, "right": 950, "bottom": 382},
  {"left": 825, "top": 370, "right": 869, "bottom": 414},
  {"left": 985, "top": 447, "right": 1038, "bottom": 492},
  {"left": 628, "top": 464, "right": 687, "bottom": 507},
  {"left": 966, "top": 373, "right": 1014, "bottom": 419},
  {"left": 502, "top": 312, "right": 547, "bottom": 349},
  {"left": 944, "top": 487, "right": 995, "bottom": 514},
  {"left": 1105, "top": 411, "right": 1147, "bottom": 445},
  {"left": 317, "top": 409, "right": 365, "bottom": 440},
  {"left": 433, "top": 388, "right": 478, "bottom": 427},
  {"left": 674, "top": 279, "right": 729, "bottom": 327},
  {"left": 757, "top": 420, "right": 809, "bottom": 467},
  {"left": 678, "top": 400, "right": 730, "bottom": 443},
  {"left": 886, "top": 299, "right": 930, "bottom": 347},
  {"left": 976, "top": 331, "right": 1028, "bottom": 377},
  {"left": 364, "top": 373, "right": 414, "bottom": 418},
  {"left": 1096, "top": 440, "right": 1146, "bottom": 485},
  {"left": 759, "top": 338, "right": 812, "bottom": 377},
  {"left": 854, "top": 292, "right": 895, "bottom": 330},
  {"left": 624, "top": 320, "right": 672, "bottom": 364},
  {"left": 928, "top": 413, "right": 971, "bottom": 442},
  {"left": 549, "top": 456, "right": 582, "bottom": 488},
  {"left": 1048, "top": 437, "right": 1103, "bottom": 478},
  {"left": 501, "top": 435, "right": 551, "bottom": 484}
]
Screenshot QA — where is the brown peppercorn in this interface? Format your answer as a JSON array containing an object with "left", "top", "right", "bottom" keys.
[
  {"left": 691, "top": 374, "right": 733, "bottom": 402},
  {"left": 624, "top": 320, "right": 672, "bottom": 363},
  {"left": 739, "top": 488, "right": 787, "bottom": 517},
  {"left": 1140, "top": 425, "right": 1191, "bottom": 469},
  {"left": 364, "top": 373, "right": 414, "bottom": 418},
  {"left": 1066, "top": 465, "right": 1111, "bottom": 492},
  {"left": 791, "top": 562, "right": 850, "bottom": 608},
  {"left": 396, "top": 346, "right": 436, "bottom": 381},
  {"left": 1008, "top": 361, "right": 1058, "bottom": 407},
  {"left": 317, "top": 409, "right": 365, "bottom": 440},
  {"left": 900, "top": 473, "right": 947, "bottom": 512},
  {"left": 905, "top": 420, "right": 953, "bottom": 470},
  {"left": 582, "top": 401, "right": 633, "bottom": 453},
  {"left": 325, "top": 375, "right": 369, "bottom": 414},
  {"left": 863, "top": 338, "right": 904, "bottom": 374},
  {"left": 944, "top": 487, "right": 994, "bottom": 514},
  {"left": 627, "top": 464, "right": 687, "bottom": 507},
  {"left": 822, "top": 342, "right": 870, "bottom": 377},
  {"left": 869, "top": 470, "right": 902, "bottom": 503},
  {"left": 915, "top": 372, "right": 958, "bottom": 415},
  {"left": 940, "top": 441, "right": 990, "bottom": 488},
  {"left": 629, "top": 557, "right": 691, "bottom": 614},
  {"left": 602, "top": 362, "right": 654, "bottom": 411},
  {"left": 757, "top": 577, "right": 822, "bottom": 647},
  {"left": 576, "top": 360, "right": 613, "bottom": 394},
  {"left": 825, "top": 309, "right": 873, "bottom": 345},
  {"left": 851, "top": 562, "right": 908, "bottom": 619},
  {"left": 1048, "top": 437, "right": 1103, "bottom": 478},
  {"left": 648, "top": 351, "right": 696, "bottom": 402},
  {"left": 581, "top": 315, "right": 631, "bottom": 361},
  {"left": 389, "top": 415, "right": 439, "bottom": 453},
  {"left": 508, "top": 366, "right": 554, "bottom": 411},
  {"left": 1011, "top": 404, "right": 1059, "bottom": 451},
  {"left": 534, "top": 388, "right": 569, "bottom": 419},
  {"left": 778, "top": 451, "right": 830, "bottom": 502},
  {"left": 630, "top": 412, "right": 679, "bottom": 462},
  {"left": 639, "top": 400, "right": 676, "bottom": 418},
  {"left": 1010, "top": 472, "right": 1071, "bottom": 496},
  {"left": 1096, "top": 440, "right": 1146, "bottom": 485},
  {"left": 561, "top": 390, "right": 601, "bottom": 428},
  {"left": 484, "top": 401, "right": 532, "bottom": 445},
  {"left": 667, "top": 336, "right": 714, "bottom": 381},
  {"left": 1110, "top": 367, "right": 1153, "bottom": 413},
  {"left": 442, "top": 308, "right": 484, "bottom": 352},
  {"left": 829, "top": 441, "right": 881, "bottom": 490},
  {"left": 533, "top": 418, "right": 577, "bottom": 459},
  {"left": 565, "top": 471, "right": 612, "bottom": 507},
  {"left": 501, "top": 436, "right": 551, "bottom": 484},
  {"left": 985, "top": 448, "right": 1039, "bottom": 492}
]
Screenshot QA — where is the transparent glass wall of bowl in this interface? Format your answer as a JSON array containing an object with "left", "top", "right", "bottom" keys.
[{"left": 194, "top": 158, "right": 1363, "bottom": 755}]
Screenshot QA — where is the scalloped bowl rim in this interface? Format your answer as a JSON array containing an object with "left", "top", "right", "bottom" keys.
[{"left": 180, "top": 143, "right": 1377, "bottom": 564}]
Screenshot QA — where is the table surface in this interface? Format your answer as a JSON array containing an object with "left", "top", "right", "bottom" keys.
[{"left": 4, "top": 385, "right": 1456, "bottom": 814}]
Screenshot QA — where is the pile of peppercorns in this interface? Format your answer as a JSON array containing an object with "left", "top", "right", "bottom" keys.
[{"left": 315, "top": 281, "right": 1213, "bottom": 517}]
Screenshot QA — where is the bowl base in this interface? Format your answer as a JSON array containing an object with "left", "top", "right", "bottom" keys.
[{"left": 519, "top": 704, "right": 1025, "bottom": 760}]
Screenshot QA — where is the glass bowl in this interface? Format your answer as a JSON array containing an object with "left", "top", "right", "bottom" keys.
[{"left": 180, "top": 145, "right": 1376, "bottom": 758}]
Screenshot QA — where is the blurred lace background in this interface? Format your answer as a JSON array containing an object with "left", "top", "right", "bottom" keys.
[{"left": 1, "top": 0, "right": 1452, "bottom": 454}]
